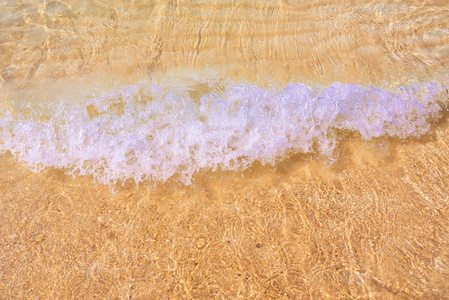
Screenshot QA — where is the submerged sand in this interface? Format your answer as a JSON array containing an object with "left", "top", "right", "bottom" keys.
[
  {"left": 1, "top": 0, "right": 449, "bottom": 298},
  {"left": 1, "top": 122, "right": 449, "bottom": 298}
]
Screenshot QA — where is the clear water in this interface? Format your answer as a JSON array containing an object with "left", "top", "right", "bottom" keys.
[
  {"left": 2, "top": 1, "right": 449, "bottom": 298},
  {"left": 0, "top": 0, "right": 448, "bottom": 186}
]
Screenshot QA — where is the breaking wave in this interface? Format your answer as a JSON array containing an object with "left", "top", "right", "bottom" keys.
[{"left": 0, "top": 79, "right": 446, "bottom": 186}]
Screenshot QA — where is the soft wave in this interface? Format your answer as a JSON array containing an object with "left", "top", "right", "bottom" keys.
[{"left": 0, "top": 80, "right": 446, "bottom": 185}]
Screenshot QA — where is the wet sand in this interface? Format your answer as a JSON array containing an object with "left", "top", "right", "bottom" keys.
[{"left": 1, "top": 0, "right": 449, "bottom": 298}]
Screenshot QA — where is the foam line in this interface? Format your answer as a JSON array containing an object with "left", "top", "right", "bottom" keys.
[{"left": 0, "top": 81, "right": 445, "bottom": 185}]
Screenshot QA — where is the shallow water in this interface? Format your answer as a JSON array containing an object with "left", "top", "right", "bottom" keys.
[
  {"left": 1, "top": 0, "right": 449, "bottom": 298},
  {"left": 1, "top": 0, "right": 448, "bottom": 185}
]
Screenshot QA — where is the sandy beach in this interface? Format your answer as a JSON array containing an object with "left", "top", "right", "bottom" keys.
[{"left": 1, "top": 0, "right": 449, "bottom": 298}]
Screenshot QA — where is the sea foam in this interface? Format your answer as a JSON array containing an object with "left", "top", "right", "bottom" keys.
[{"left": 0, "top": 80, "right": 446, "bottom": 185}]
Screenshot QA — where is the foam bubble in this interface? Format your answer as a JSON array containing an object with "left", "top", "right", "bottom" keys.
[{"left": 0, "top": 80, "right": 446, "bottom": 186}]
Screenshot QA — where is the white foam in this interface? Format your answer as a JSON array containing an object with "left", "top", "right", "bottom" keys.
[{"left": 0, "top": 80, "right": 446, "bottom": 185}]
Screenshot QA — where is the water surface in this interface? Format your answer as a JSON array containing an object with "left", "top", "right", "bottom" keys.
[
  {"left": 1, "top": 0, "right": 448, "bottom": 185},
  {"left": 1, "top": 1, "right": 449, "bottom": 298}
]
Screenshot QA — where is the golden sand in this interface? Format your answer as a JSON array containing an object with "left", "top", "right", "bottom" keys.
[{"left": 1, "top": 0, "right": 449, "bottom": 298}]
